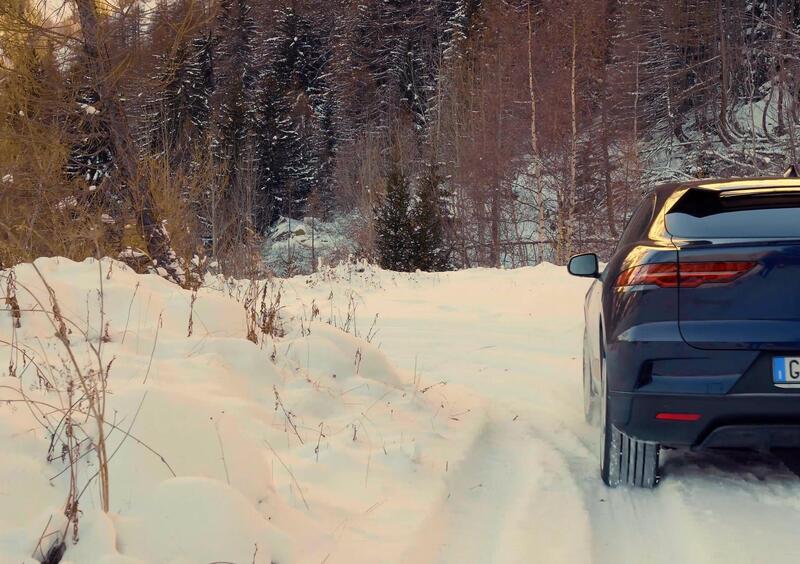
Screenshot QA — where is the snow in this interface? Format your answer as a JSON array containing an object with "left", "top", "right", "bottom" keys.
[
  {"left": 2, "top": 257, "right": 800, "bottom": 563},
  {"left": 117, "top": 247, "right": 146, "bottom": 260},
  {"left": 263, "top": 215, "right": 356, "bottom": 275},
  {"left": 55, "top": 196, "right": 78, "bottom": 210}
]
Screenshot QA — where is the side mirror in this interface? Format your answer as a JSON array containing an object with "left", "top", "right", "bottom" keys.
[{"left": 568, "top": 253, "right": 600, "bottom": 278}]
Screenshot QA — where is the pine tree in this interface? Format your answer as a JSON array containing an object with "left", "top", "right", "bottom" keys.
[
  {"left": 438, "top": 0, "right": 483, "bottom": 62},
  {"left": 273, "top": 7, "right": 322, "bottom": 93},
  {"left": 346, "top": 0, "right": 434, "bottom": 132},
  {"left": 374, "top": 164, "right": 416, "bottom": 271},
  {"left": 312, "top": 88, "right": 338, "bottom": 212},
  {"left": 441, "top": 0, "right": 468, "bottom": 62},
  {"left": 259, "top": 7, "right": 337, "bottom": 221},
  {"left": 252, "top": 75, "right": 303, "bottom": 230},
  {"left": 144, "top": 35, "right": 214, "bottom": 159},
  {"left": 185, "top": 36, "right": 214, "bottom": 138},
  {"left": 412, "top": 164, "right": 451, "bottom": 271},
  {"left": 398, "top": 34, "right": 429, "bottom": 131},
  {"left": 211, "top": 0, "right": 258, "bottom": 187}
]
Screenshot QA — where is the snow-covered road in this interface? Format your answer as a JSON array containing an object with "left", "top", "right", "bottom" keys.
[
  {"left": 3, "top": 259, "right": 800, "bottom": 563},
  {"left": 285, "top": 264, "right": 800, "bottom": 564}
]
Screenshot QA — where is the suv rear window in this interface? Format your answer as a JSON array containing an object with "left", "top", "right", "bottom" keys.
[{"left": 666, "top": 188, "right": 800, "bottom": 238}]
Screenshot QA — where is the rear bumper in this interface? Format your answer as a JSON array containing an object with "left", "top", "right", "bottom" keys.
[
  {"left": 609, "top": 391, "right": 800, "bottom": 448},
  {"left": 606, "top": 321, "right": 800, "bottom": 448}
]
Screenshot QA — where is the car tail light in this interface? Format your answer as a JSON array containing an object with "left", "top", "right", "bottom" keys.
[
  {"left": 615, "top": 263, "right": 679, "bottom": 287},
  {"left": 678, "top": 261, "right": 757, "bottom": 287},
  {"left": 615, "top": 261, "right": 756, "bottom": 288}
]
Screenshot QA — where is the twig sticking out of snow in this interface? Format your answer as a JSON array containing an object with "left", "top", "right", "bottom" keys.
[
  {"left": 314, "top": 422, "right": 325, "bottom": 462},
  {"left": 214, "top": 418, "right": 231, "bottom": 485},
  {"left": 263, "top": 438, "right": 310, "bottom": 511},
  {"left": 273, "top": 385, "right": 303, "bottom": 445}
]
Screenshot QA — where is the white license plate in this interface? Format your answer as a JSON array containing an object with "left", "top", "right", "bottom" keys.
[{"left": 773, "top": 357, "right": 800, "bottom": 387}]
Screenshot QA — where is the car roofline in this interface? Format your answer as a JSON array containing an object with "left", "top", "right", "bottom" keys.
[{"left": 649, "top": 176, "right": 797, "bottom": 197}]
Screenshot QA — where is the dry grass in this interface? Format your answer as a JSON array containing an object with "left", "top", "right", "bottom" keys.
[
  {"left": 0, "top": 261, "right": 173, "bottom": 559},
  {"left": 0, "top": 90, "right": 264, "bottom": 284},
  {"left": 243, "top": 279, "right": 284, "bottom": 346}
]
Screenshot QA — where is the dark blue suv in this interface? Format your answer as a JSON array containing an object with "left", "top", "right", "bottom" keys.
[{"left": 569, "top": 177, "right": 800, "bottom": 487}]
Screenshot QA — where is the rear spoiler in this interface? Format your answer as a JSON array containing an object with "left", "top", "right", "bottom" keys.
[{"left": 670, "top": 185, "right": 800, "bottom": 218}]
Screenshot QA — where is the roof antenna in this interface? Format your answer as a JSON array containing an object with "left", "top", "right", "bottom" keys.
[{"left": 784, "top": 164, "right": 800, "bottom": 178}]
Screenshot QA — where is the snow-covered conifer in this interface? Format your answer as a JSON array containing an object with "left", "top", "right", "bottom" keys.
[
  {"left": 412, "top": 163, "right": 451, "bottom": 271},
  {"left": 375, "top": 163, "right": 416, "bottom": 271}
]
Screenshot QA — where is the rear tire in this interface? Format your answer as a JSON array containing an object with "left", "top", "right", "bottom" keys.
[{"left": 599, "top": 354, "right": 659, "bottom": 488}]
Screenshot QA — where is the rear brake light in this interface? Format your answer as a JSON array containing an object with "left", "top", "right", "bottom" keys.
[
  {"left": 656, "top": 412, "right": 701, "bottom": 422},
  {"left": 615, "top": 261, "right": 756, "bottom": 288}
]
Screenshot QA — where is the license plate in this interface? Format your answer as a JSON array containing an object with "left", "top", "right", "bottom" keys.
[{"left": 773, "top": 357, "right": 800, "bottom": 387}]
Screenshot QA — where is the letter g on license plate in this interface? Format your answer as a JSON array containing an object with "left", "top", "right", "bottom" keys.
[{"left": 773, "top": 357, "right": 800, "bottom": 387}]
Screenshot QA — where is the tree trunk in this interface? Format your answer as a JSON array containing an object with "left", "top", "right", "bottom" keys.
[
  {"left": 625, "top": 45, "right": 641, "bottom": 221},
  {"left": 528, "top": 2, "right": 545, "bottom": 263},
  {"left": 490, "top": 187, "right": 501, "bottom": 268},
  {"left": 566, "top": 14, "right": 578, "bottom": 263},
  {"left": 601, "top": 105, "right": 616, "bottom": 238},
  {"left": 73, "top": 0, "right": 179, "bottom": 281},
  {"left": 717, "top": 0, "right": 732, "bottom": 146},
  {"left": 777, "top": 5, "right": 790, "bottom": 137}
]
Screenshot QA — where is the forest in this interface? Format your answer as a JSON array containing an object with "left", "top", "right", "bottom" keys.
[{"left": 2, "top": 0, "right": 800, "bottom": 279}]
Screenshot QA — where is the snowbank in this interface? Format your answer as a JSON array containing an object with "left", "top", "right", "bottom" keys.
[{"left": 0, "top": 258, "right": 487, "bottom": 563}]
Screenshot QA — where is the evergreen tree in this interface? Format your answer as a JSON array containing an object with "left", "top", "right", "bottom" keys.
[
  {"left": 439, "top": 0, "right": 482, "bottom": 63},
  {"left": 412, "top": 164, "right": 451, "bottom": 271},
  {"left": 273, "top": 7, "right": 322, "bottom": 93},
  {"left": 144, "top": 35, "right": 214, "bottom": 159},
  {"left": 185, "top": 36, "right": 214, "bottom": 138},
  {"left": 312, "top": 88, "right": 338, "bottom": 212},
  {"left": 268, "top": 6, "right": 338, "bottom": 219},
  {"left": 374, "top": 164, "right": 416, "bottom": 271},
  {"left": 346, "top": 0, "right": 433, "bottom": 132},
  {"left": 252, "top": 75, "right": 303, "bottom": 230},
  {"left": 211, "top": 0, "right": 258, "bottom": 186},
  {"left": 398, "top": 34, "right": 429, "bottom": 131}
]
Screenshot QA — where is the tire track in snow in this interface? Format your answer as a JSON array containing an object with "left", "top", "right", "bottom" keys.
[
  {"left": 529, "top": 420, "right": 692, "bottom": 564},
  {"left": 515, "top": 408, "right": 672, "bottom": 564},
  {"left": 498, "top": 423, "right": 593, "bottom": 563},
  {"left": 400, "top": 418, "right": 538, "bottom": 563},
  {"left": 400, "top": 414, "right": 593, "bottom": 564}
]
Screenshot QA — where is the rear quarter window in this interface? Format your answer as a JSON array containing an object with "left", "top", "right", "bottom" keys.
[
  {"left": 666, "top": 188, "right": 800, "bottom": 238},
  {"left": 617, "top": 194, "right": 656, "bottom": 248}
]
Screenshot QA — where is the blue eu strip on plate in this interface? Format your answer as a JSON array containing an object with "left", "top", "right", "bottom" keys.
[
  {"left": 774, "top": 357, "right": 800, "bottom": 386},
  {"left": 774, "top": 357, "right": 786, "bottom": 383}
]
